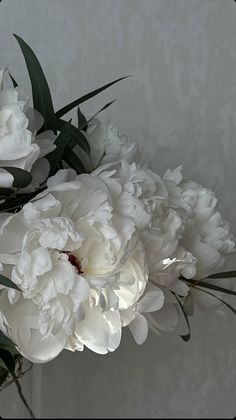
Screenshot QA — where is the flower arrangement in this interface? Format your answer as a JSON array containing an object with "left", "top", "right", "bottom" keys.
[{"left": 0, "top": 35, "right": 236, "bottom": 417}]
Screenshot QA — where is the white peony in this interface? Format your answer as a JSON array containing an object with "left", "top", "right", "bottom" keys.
[
  {"left": 87, "top": 119, "right": 140, "bottom": 169},
  {"left": 0, "top": 70, "right": 56, "bottom": 189},
  {"left": 163, "top": 166, "right": 235, "bottom": 311},
  {"left": 94, "top": 160, "right": 168, "bottom": 231},
  {"left": 93, "top": 160, "right": 197, "bottom": 335},
  {"left": 0, "top": 170, "right": 148, "bottom": 362},
  {"left": 95, "top": 161, "right": 196, "bottom": 293},
  {"left": 94, "top": 160, "right": 235, "bottom": 319},
  {"left": 163, "top": 166, "right": 235, "bottom": 279}
]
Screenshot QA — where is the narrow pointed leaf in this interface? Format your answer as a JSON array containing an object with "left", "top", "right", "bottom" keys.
[
  {"left": 0, "top": 364, "right": 9, "bottom": 386},
  {"left": 0, "top": 188, "right": 45, "bottom": 213},
  {"left": 13, "top": 34, "right": 57, "bottom": 133},
  {"left": 56, "top": 75, "right": 131, "bottom": 118},
  {"left": 63, "top": 146, "right": 86, "bottom": 173},
  {"left": 0, "top": 333, "right": 17, "bottom": 350},
  {"left": 58, "top": 119, "right": 90, "bottom": 154},
  {"left": 2, "top": 167, "right": 32, "bottom": 189},
  {"left": 195, "top": 287, "right": 236, "bottom": 315},
  {"left": 0, "top": 274, "right": 21, "bottom": 291},
  {"left": 172, "top": 293, "right": 191, "bottom": 342},
  {"left": 206, "top": 271, "right": 236, "bottom": 279},
  {"left": 0, "top": 188, "right": 15, "bottom": 197},
  {"left": 77, "top": 106, "right": 88, "bottom": 131},
  {"left": 46, "top": 120, "right": 71, "bottom": 174},
  {"left": 8, "top": 71, "right": 18, "bottom": 88},
  {"left": 186, "top": 278, "right": 236, "bottom": 296},
  {"left": 84, "top": 99, "right": 116, "bottom": 129},
  {"left": 0, "top": 349, "right": 15, "bottom": 373}
]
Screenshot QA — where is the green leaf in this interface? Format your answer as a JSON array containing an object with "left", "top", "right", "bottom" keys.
[
  {"left": 0, "top": 349, "right": 15, "bottom": 373},
  {"left": 172, "top": 293, "right": 191, "bottom": 342},
  {"left": 0, "top": 334, "right": 19, "bottom": 368},
  {"left": 46, "top": 120, "right": 71, "bottom": 175},
  {"left": 56, "top": 75, "right": 131, "bottom": 118},
  {"left": 2, "top": 167, "right": 32, "bottom": 189},
  {"left": 0, "top": 333, "right": 13, "bottom": 348},
  {"left": 206, "top": 270, "right": 236, "bottom": 279},
  {"left": 0, "top": 334, "right": 19, "bottom": 378},
  {"left": 63, "top": 146, "right": 86, "bottom": 173},
  {"left": 0, "top": 188, "right": 45, "bottom": 213},
  {"left": 186, "top": 278, "right": 236, "bottom": 296},
  {"left": 0, "top": 274, "right": 21, "bottom": 291},
  {"left": 0, "top": 333, "right": 17, "bottom": 352},
  {"left": 0, "top": 363, "right": 9, "bottom": 385},
  {"left": 85, "top": 99, "right": 116, "bottom": 128},
  {"left": 0, "top": 188, "right": 15, "bottom": 198},
  {"left": 58, "top": 119, "right": 90, "bottom": 154},
  {"left": 13, "top": 34, "right": 57, "bottom": 133},
  {"left": 8, "top": 71, "right": 18, "bottom": 88},
  {"left": 77, "top": 106, "right": 88, "bottom": 131},
  {"left": 0, "top": 359, "right": 9, "bottom": 370},
  {"left": 195, "top": 287, "right": 236, "bottom": 315}
]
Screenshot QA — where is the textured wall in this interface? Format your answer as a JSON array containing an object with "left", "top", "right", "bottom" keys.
[{"left": 0, "top": 0, "right": 236, "bottom": 418}]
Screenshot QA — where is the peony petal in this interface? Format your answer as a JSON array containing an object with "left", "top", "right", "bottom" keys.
[
  {"left": 0, "top": 294, "right": 67, "bottom": 363},
  {"left": 190, "top": 240, "right": 223, "bottom": 279},
  {"left": 35, "top": 131, "right": 56, "bottom": 158},
  {"left": 26, "top": 108, "right": 44, "bottom": 132},
  {"left": 0, "top": 169, "right": 14, "bottom": 188},
  {"left": 120, "top": 307, "right": 136, "bottom": 327},
  {"left": 30, "top": 158, "right": 50, "bottom": 187},
  {"left": 75, "top": 305, "right": 121, "bottom": 354},
  {"left": 103, "top": 310, "right": 122, "bottom": 351},
  {"left": 19, "top": 328, "right": 68, "bottom": 363},
  {"left": 129, "top": 312, "right": 148, "bottom": 345},
  {"left": 147, "top": 303, "right": 179, "bottom": 334},
  {"left": 47, "top": 169, "right": 77, "bottom": 189},
  {"left": 23, "top": 193, "right": 61, "bottom": 223},
  {"left": 0, "top": 212, "right": 27, "bottom": 254},
  {"left": 137, "top": 284, "right": 164, "bottom": 313}
]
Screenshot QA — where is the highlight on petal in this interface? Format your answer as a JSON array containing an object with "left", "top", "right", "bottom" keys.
[
  {"left": 75, "top": 304, "right": 121, "bottom": 354},
  {"left": 0, "top": 169, "right": 14, "bottom": 188}
]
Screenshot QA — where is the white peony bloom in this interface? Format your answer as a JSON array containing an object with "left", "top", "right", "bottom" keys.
[
  {"left": 94, "top": 160, "right": 168, "bottom": 231},
  {"left": 0, "top": 170, "right": 148, "bottom": 362},
  {"left": 0, "top": 70, "right": 56, "bottom": 189},
  {"left": 95, "top": 161, "right": 196, "bottom": 295},
  {"left": 164, "top": 166, "right": 235, "bottom": 280},
  {"left": 0, "top": 84, "right": 39, "bottom": 173},
  {"left": 87, "top": 119, "right": 140, "bottom": 169},
  {"left": 95, "top": 160, "right": 234, "bottom": 318}
]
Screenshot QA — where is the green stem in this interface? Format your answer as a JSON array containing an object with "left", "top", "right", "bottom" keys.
[
  {"left": 10, "top": 371, "right": 35, "bottom": 419},
  {"left": 0, "top": 367, "right": 8, "bottom": 387}
]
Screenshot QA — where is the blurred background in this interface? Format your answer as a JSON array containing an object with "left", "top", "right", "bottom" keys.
[{"left": 0, "top": 0, "right": 236, "bottom": 418}]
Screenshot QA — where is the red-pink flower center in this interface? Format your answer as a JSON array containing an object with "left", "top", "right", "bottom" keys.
[{"left": 64, "top": 252, "right": 84, "bottom": 274}]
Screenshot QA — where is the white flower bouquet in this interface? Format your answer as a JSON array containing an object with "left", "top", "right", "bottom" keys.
[{"left": 0, "top": 35, "right": 235, "bottom": 417}]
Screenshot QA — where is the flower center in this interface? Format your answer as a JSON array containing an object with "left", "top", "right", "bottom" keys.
[{"left": 64, "top": 252, "right": 84, "bottom": 275}]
